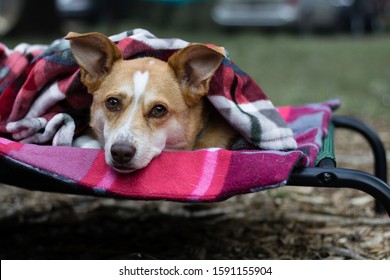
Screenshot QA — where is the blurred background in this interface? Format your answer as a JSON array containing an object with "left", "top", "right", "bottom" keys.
[
  {"left": 2, "top": 0, "right": 389, "bottom": 37},
  {"left": 2, "top": 0, "right": 389, "bottom": 119}
]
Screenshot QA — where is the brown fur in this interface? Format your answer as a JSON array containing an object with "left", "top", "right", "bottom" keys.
[{"left": 66, "top": 32, "right": 238, "bottom": 171}]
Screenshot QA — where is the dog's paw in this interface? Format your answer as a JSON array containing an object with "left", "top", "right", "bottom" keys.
[{"left": 73, "top": 134, "right": 102, "bottom": 149}]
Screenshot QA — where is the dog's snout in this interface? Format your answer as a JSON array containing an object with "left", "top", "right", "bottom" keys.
[{"left": 111, "top": 143, "right": 136, "bottom": 164}]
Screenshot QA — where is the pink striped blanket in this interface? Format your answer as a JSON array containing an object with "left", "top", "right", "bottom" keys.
[{"left": 0, "top": 100, "right": 339, "bottom": 202}]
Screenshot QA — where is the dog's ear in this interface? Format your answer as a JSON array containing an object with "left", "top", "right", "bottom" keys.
[
  {"left": 168, "top": 44, "right": 225, "bottom": 106},
  {"left": 65, "top": 32, "right": 122, "bottom": 93}
]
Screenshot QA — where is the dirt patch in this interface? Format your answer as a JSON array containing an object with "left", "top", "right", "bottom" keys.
[{"left": 1, "top": 119, "right": 389, "bottom": 260}]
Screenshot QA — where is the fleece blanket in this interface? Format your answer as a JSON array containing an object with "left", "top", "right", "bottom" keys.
[
  {"left": 0, "top": 28, "right": 296, "bottom": 150},
  {"left": 0, "top": 100, "right": 339, "bottom": 202}
]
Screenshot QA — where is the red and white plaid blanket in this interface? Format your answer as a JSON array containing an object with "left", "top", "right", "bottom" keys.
[{"left": 0, "top": 28, "right": 296, "bottom": 150}]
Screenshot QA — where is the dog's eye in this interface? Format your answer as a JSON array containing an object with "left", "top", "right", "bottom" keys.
[
  {"left": 149, "top": 105, "right": 168, "bottom": 118},
  {"left": 105, "top": 97, "right": 121, "bottom": 111}
]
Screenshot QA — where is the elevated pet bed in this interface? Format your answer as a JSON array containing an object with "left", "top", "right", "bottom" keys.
[{"left": 0, "top": 29, "right": 389, "bottom": 216}]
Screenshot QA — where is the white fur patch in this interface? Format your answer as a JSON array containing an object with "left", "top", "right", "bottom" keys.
[
  {"left": 133, "top": 71, "right": 149, "bottom": 100},
  {"left": 73, "top": 135, "right": 102, "bottom": 149}
]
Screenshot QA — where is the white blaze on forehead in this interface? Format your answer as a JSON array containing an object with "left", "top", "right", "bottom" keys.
[
  {"left": 133, "top": 71, "right": 149, "bottom": 99},
  {"left": 105, "top": 71, "right": 150, "bottom": 147}
]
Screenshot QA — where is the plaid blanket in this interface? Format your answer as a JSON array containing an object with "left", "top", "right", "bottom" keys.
[
  {"left": 0, "top": 100, "right": 339, "bottom": 202},
  {"left": 0, "top": 28, "right": 296, "bottom": 150}
]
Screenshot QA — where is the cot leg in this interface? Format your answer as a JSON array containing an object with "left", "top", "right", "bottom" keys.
[
  {"left": 332, "top": 116, "right": 388, "bottom": 213},
  {"left": 288, "top": 167, "right": 390, "bottom": 217}
]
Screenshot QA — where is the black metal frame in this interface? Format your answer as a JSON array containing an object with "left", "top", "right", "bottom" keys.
[{"left": 288, "top": 116, "right": 390, "bottom": 217}]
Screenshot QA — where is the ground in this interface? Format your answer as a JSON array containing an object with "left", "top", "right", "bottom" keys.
[{"left": 0, "top": 120, "right": 389, "bottom": 260}]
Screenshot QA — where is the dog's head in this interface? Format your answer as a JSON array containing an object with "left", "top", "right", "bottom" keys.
[{"left": 66, "top": 32, "right": 224, "bottom": 172}]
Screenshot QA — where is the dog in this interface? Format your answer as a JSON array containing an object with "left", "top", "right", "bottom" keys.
[{"left": 66, "top": 32, "right": 238, "bottom": 173}]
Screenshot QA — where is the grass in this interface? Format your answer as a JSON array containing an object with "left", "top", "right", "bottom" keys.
[
  {"left": 3, "top": 25, "right": 390, "bottom": 120},
  {"left": 175, "top": 31, "right": 390, "bottom": 120}
]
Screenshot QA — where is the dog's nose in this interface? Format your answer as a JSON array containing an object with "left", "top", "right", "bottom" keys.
[{"left": 110, "top": 143, "right": 136, "bottom": 164}]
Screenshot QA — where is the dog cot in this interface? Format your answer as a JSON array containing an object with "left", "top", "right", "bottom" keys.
[
  {"left": 1, "top": 103, "right": 389, "bottom": 217},
  {"left": 0, "top": 29, "right": 389, "bottom": 218}
]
